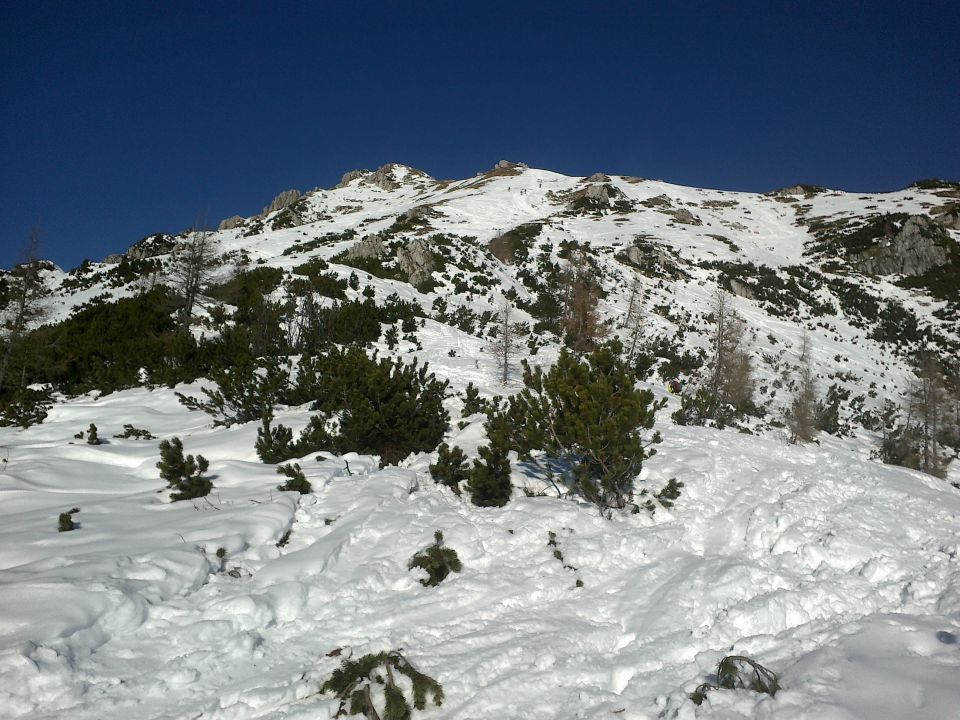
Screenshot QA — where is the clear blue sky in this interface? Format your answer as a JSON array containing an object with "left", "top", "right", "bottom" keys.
[{"left": 2, "top": 1, "right": 958, "bottom": 270}]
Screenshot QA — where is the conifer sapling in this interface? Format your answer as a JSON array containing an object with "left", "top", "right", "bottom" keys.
[{"left": 408, "top": 531, "right": 462, "bottom": 587}]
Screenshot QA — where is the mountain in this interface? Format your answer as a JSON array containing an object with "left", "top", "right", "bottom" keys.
[{"left": 0, "top": 162, "right": 958, "bottom": 719}]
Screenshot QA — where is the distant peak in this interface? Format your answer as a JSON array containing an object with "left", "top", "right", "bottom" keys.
[{"left": 335, "top": 163, "right": 432, "bottom": 191}]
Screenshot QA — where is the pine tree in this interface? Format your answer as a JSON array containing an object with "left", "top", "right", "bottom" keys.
[
  {"left": 460, "top": 382, "right": 486, "bottom": 416},
  {"left": 322, "top": 650, "right": 444, "bottom": 719},
  {"left": 560, "top": 251, "right": 606, "bottom": 353},
  {"left": 906, "top": 352, "right": 949, "bottom": 477},
  {"left": 157, "top": 437, "right": 212, "bottom": 501},
  {"left": 276, "top": 463, "right": 312, "bottom": 494},
  {"left": 408, "top": 531, "right": 462, "bottom": 587},
  {"left": 465, "top": 414, "right": 512, "bottom": 507},
  {"left": 429, "top": 443, "right": 469, "bottom": 495},
  {"left": 508, "top": 341, "right": 664, "bottom": 514},
  {"left": 86, "top": 423, "right": 102, "bottom": 445},
  {"left": 0, "top": 225, "right": 48, "bottom": 396}
]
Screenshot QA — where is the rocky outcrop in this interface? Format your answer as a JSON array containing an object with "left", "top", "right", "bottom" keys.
[
  {"left": 346, "top": 235, "right": 388, "bottom": 261},
  {"left": 584, "top": 172, "right": 611, "bottom": 183},
  {"left": 336, "top": 164, "right": 431, "bottom": 191},
  {"left": 396, "top": 238, "right": 435, "bottom": 287},
  {"left": 849, "top": 215, "right": 951, "bottom": 277},
  {"left": 218, "top": 215, "right": 244, "bottom": 231},
  {"left": 668, "top": 208, "right": 703, "bottom": 226},
  {"left": 262, "top": 189, "right": 301, "bottom": 216},
  {"left": 125, "top": 233, "right": 176, "bottom": 260}
]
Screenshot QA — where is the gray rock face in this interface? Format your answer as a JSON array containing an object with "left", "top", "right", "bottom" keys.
[
  {"left": 850, "top": 215, "right": 950, "bottom": 277},
  {"left": 728, "top": 278, "right": 755, "bottom": 300},
  {"left": 262, "top": 189, "right": 301, "bottom": 215},
  {"left": 585, "top": 172, "right": 611, "bottom": 183},
  {"left": 397, "top": 238, "right": 435, "bottom": 287},
  {"left": 337, "top": 169, "right": 369, "bottom": 188},
  {"left": 346, "top": 235, "right": 388, "bottom": 261},
  {"left": 218, "top": 215, "right": 245, "bottom": 231},
  {"left": 668, "top": 208, "right": 703, "bottom": 226}
]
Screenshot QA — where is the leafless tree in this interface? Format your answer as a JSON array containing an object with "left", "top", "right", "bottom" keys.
[
  {"left": 561, "top": 250, "right": 606, "bottom": 353},
  {"left": 0, "top": 225, "right": 48, "bottom": 395},
  {"left": 171, "top": 226, "right": 218, "bottom": 329},
  {"left": 787, "top": 333, "right": 818, "bottom": 443},
  {"left": 906, "top": 352, "right": 949, "bottom": 477},
  {"left": 489, "top": 300, "right": 525, "bottom": 385},
  {"left": 707, "top": 288, "right": 754, "bottom": 414},
  {"left": 622, "top": 273, "right": 646, "bottom": 363}
]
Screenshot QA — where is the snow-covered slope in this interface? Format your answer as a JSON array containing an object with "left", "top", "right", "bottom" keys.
[
  {"left": 1, "top": 162, "right": 959, "bottom": 718},
  {"left": 1, "top": 388, "right": 959, "bottom": 719}
]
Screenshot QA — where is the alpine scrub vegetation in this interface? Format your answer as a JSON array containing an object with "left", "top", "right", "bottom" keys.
[
  {"left": 321, "top": 650, "right": 444, "bottom": 719},
  {"left": 507, "top": 341, "right": 664, "bottom": 514},
  {"left": 57, "top": 507, "right": 80, "bottom": 532},
  {"left": 157, "top": 437, "right": 211, "bottom": 501},
  {"left": 408, "top": 531, "right": 462, "bottom": 587},
  {"left": 691, "top": 655, "right": 780, "bottom": 705},
  {"left": 428, "top": 443, "right": 469, "bottom": 495},
  {"left": 276, "top": 462, "right": 311, "bottom": 494}
]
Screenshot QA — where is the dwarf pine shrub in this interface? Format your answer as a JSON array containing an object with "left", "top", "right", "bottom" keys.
[
  {"left": 408, "top": 531, "right": 462, "bottom": 587},
  {"left": 691, "top": 655, "right": 779, "bottom": 705},
  {"left": 429, "top": 443, "right": 469, "bottom": 496},
  {"left": 157, "top": 437, "right": 212, "bottom": 501},
  {"left": 277, "top": 463, "right": 312, "bottom": 494},
  {"left": 86, "top": 423, "right": 101, "bottom": 445},
  {"left": 58, "top": 507, "right": 80, "bottom": 532},
  {"left": 113, "top": 424, "right": 155, "bottom": 440},
  {"left": 322, "top": 650, "right": 443, "bottom": 719}
]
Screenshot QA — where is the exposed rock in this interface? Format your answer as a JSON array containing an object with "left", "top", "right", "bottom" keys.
[
  {"left": 345, "top": 235, "right": 388, "bottom": 261},
  {"left": 767, "top": 184, "right": 826, "bottom": 198},
  {"left": 641, "top": 194, "right": 673, "bottom": 208},
  {"left": 337, "top": 169, "right": 369, "bottom": 188},
  {"left": 125, "top": 233, "right": 176, "bottom": 260},
  {"left": 262, "top": 189, "right": 301, "bottom": 216},
  {"left": 668, "top": 208, "right": 703, "bottom": 226},
  {"left": 850, "top": 214, "right": 950, "bottom": 276},
  {"left": 584, "top": 172, "right": 611, "bottom": 183},
  {"left": 728, "top": 278, "right": 755, "bottom": 300},
  {"left": 396, "top": 238, "right": 435, "bottom": 287},
  {"left": 218, "top": 215, "right": 245, "bottom": 231}
]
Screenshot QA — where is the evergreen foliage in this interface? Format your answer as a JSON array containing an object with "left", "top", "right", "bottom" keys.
[
  {"left": 466, "top": 414, "right": 513, "bottom": 507},
  {"left": 276, "top": 463, "right": 312, "bottom": 494},
  {"left": 408, "top": 530, "right": 462, "bottom": 587},
  {"left": 86, "top": 423, "right": 101, "bottom": 445},
  {"left": 157, "top": 437, "right": 212, "bottom": 501},
  {"left": 691, "top": 655, "right": 780, "bottom": 705},
  {"left": 429, "top": 443, "right": 469, "bottom": 495},
  {"left": 322, "top": 650, "right": 444, "bottom": 719},
  {"left": 507, "top": 342, "right": 663, "bottom": 513},
  {"left": 113, "top": 424, "right": 154, "bottom": 440},
  {"left": 0, "top": 387, "right": 51, "bottom": 428},
  {"left": 58, "top": 508, "right": 80, "bottom": 532},
  {"left": 308, "top": 348, "right": 449, "bottom": 466},
  {"left": 177, "top": 356, "right": 290, "bottom": 427},
  {"left": 460, "top": 382, "right": 486, "bottom": 416}
]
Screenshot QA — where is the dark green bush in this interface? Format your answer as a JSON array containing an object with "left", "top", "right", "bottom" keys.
[
  {"left": 408, "top": 531, "right": 462, "bottom": 587},
  {"left": 322, "top": 650, "right": 443, "bottom": 718},
  {"left": 157, "top": 437, "right": 211, "bottom": 501},
  {"left": 429, "top": 443, "right": 469, "bottom": 495}
]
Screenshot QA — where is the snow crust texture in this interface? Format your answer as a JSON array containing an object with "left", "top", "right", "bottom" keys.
[{"left": 2, "top": 388, "right": 959, "bottom": 719}]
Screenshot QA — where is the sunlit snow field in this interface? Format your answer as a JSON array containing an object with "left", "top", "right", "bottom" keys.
[{"left": 2, "top": 380, "right": 959, "bottom": 719}]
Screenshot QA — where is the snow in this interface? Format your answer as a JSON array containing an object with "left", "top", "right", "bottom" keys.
[
  {"left": 2, "top": 166, "right": 959, "bottom": 717},
  {"left": 2, "top": 387, "right": 959, "bottom": 719}
]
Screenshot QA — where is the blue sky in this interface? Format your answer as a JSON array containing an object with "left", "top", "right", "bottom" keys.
[{"left": 2, "top": 1, "right": 958, "bottom": 270}]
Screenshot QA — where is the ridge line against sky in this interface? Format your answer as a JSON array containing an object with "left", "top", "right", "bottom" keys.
[{"left": 1, "top": 0, "right": 958, "bottom": 270}]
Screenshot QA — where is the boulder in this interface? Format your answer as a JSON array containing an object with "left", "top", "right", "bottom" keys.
[{"left": 397, "top": 238, "right": 435, "bottom": 287}]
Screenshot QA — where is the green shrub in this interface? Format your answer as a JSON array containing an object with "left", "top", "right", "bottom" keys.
[
  {"left": 408, "top": 531, "right": 462, "bottom": 587},
  {"left": 507, "top": 342, "right": 663, "bottom": 513},
  {"left": 58, "top": 508, "right": 80, "bottom": 532},
  {"left": 86, "top": 423, "right": 101, "bottom": 445},
  {"left": 113, "top": 424, "right": 155, "bottom": 440},
  {"left": 691, "top": 655, "right": 780, "bottom": 705},
  {"left": 276, "top": 463, "right": 312, "bottom": 494},
  {"left": 322, "top": 650, "right": 443, "bottom": 718},
  {"left": 177, "top": 356, "right": 290, "bottom": 427},
  {"left": 157, "top": 437, "right": 211, "bottom": 501},
  {"left": 429, "top": 444, "right": 469, "bottom": 495}
]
